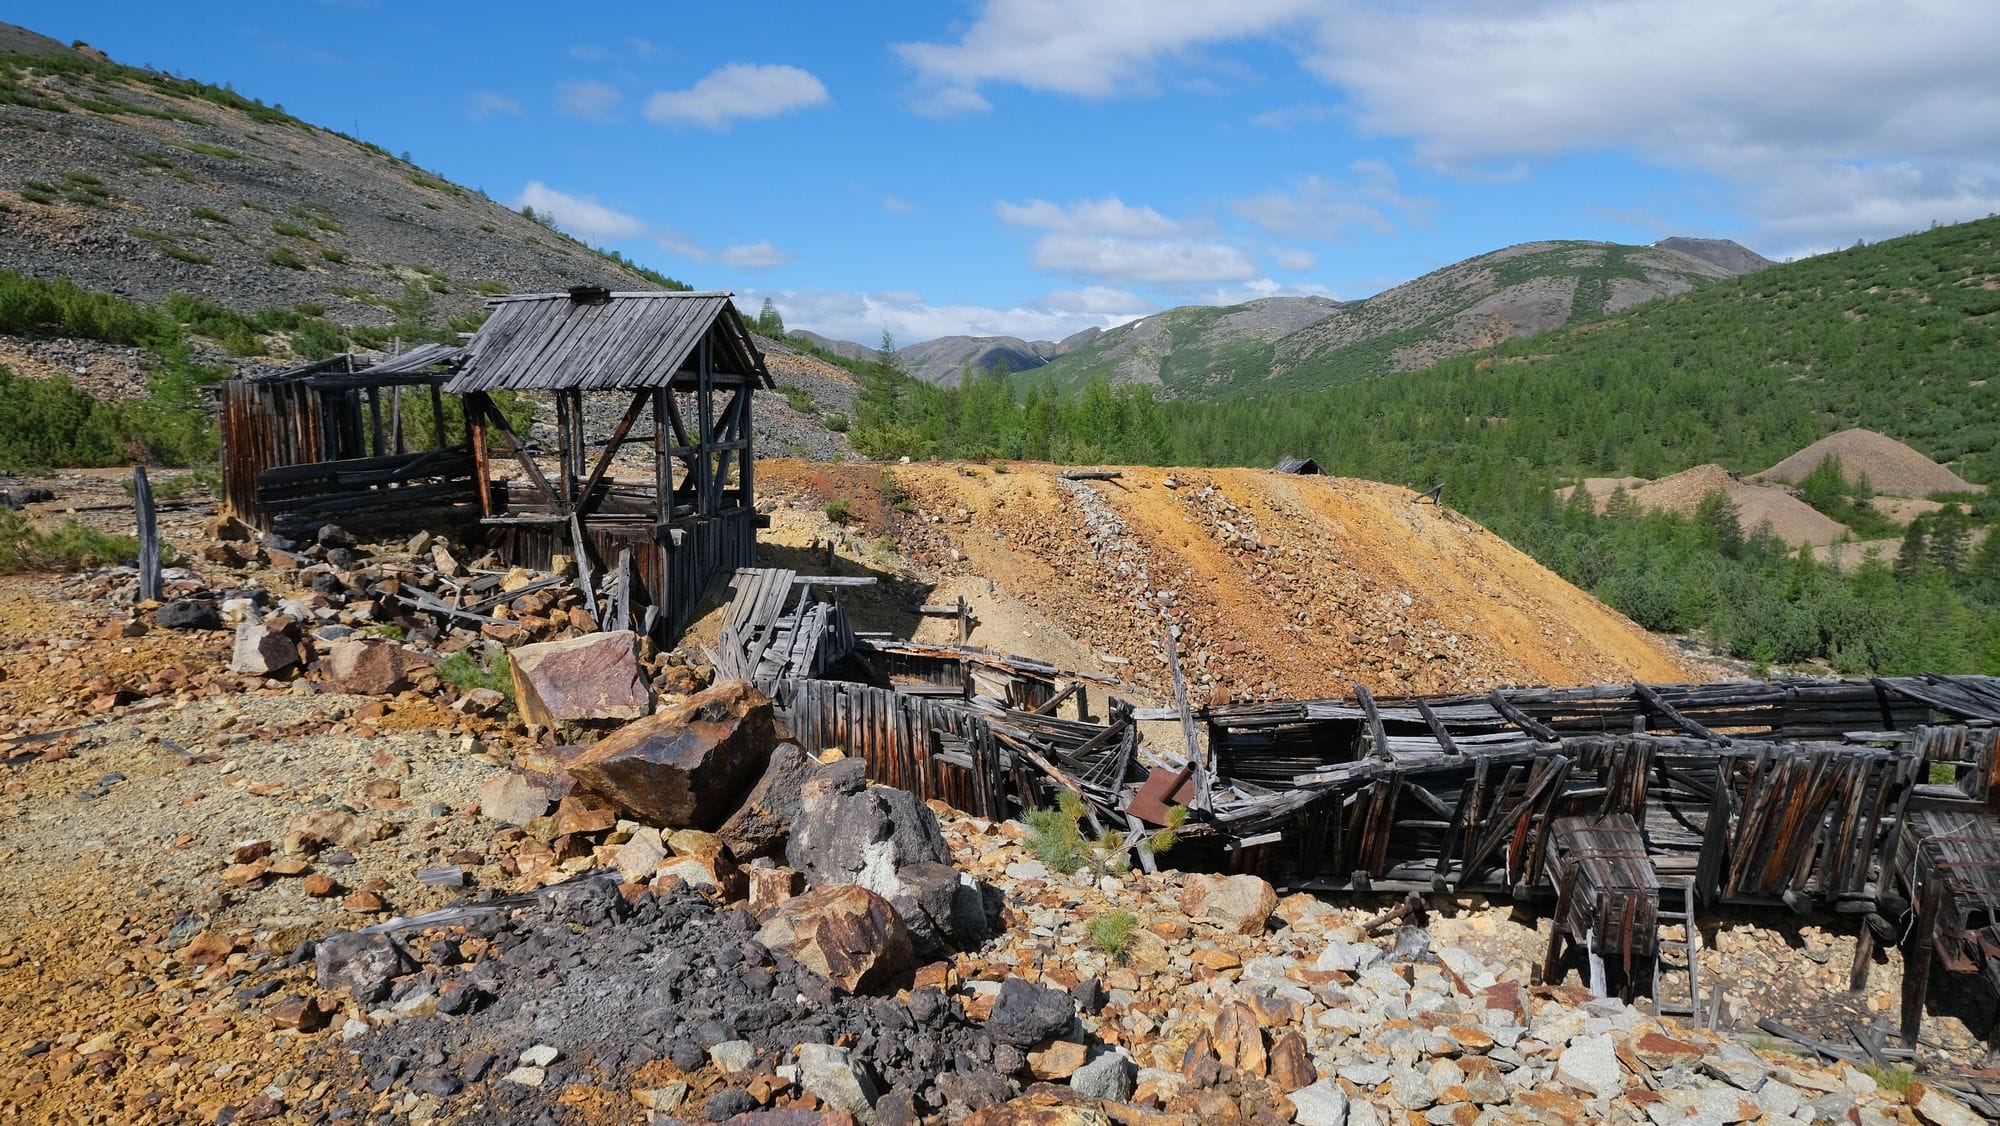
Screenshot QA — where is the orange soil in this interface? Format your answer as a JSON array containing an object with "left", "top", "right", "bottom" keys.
[{"left": 760, "top": 461, "right": 1708, "bottom": 702}]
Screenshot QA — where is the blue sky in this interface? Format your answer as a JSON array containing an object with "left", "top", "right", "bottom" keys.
[{"left": 14, "top": 1, "right": 1998, "bottom": 345}]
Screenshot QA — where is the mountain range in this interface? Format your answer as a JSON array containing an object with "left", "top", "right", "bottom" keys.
[{"left": 808, "top": 236, "right": 1771, "bottom": 398}]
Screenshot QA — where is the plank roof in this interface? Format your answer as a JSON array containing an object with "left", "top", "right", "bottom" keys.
[{"left": 445, "top": 291, "right": 772, "bottom": 394}]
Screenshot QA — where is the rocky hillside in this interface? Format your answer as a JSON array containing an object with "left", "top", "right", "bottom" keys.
[
  {"left": 1017, "top": 238, "right": 1769, "bottom": 399},
  {"left": 896, "top": 326, "right": 1107, "bottom": 387},
  {"left": 757, "top": 460, "right": 1706, "bottom": 700},
  {"left": 0, "top": 26, "right": 661, "bottom": 326}
]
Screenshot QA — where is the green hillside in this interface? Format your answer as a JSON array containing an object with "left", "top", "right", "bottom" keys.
[
  {"left": 848, "top": 217, "right": 2000, "bottom": 674},
  {"left": 1023, "top": 237, "right": 1764, "bottom": 399}
]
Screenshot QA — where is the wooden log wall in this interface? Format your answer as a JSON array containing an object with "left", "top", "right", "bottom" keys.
[
  {"left": 222, "top": 378, "right": 325, "bottom": 526},
  {"left": 487, "top": 509, "right": 756, "bottom": 646}
]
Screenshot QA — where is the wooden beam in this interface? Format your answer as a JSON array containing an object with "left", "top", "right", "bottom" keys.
[
  {"left": 479, "top": 397, "right": 562, "bottom": 511},
  {"left": 1489, "top": 690, "right": 1560, "bottom": 742},
  {"left": 1355, "top": 682, "right": 1393, "bottom": 762},
  {"left": 576, "top": 391, "right": 650, "bottom": 519},
  {"left": 1634, "top": 681, "right": 1732, "bottom": 744},
  {"left": 1165, "top": 626, "right": 1207, "bottom": 812},
  {"left": 133, "top": 467, "right": 161, "bottom": 603}
]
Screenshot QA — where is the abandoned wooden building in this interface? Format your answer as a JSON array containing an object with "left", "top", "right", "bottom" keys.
[
  {"left": 220, "top": 288, "right": 773, "bottom": 644},
  {"left": 1271, "top": 455, "right": 1325, "bottom": 475},
  {"left": 445, "top": 288, "right": 773, "bottom": 642},
  {"left": 220, "top": 343, "right": 475, "bottom": 536}
]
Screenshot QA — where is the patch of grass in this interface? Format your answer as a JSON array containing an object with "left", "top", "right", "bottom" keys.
[
  {"left": 470, "top": 280, "right": 509, "bottom": 296},
  {"left": 0, "top": 269, "right": 170, "bottom": 344},
  {"left": 0, "top": 510, "right": 145, "bottom": 573},
  {"left": 407, "top": 171, "right": 463, "bottom": 197},
  {"left": 18, "top": 186, "right": 58, "bottom": 205},
  {"left": 1085, "top": 910, "right": 1140, "bottom": 964},
  {"left": 265, "top": 247, "right": 307, "bottom": 270},
  {"left": 162, "top": 245, "right": 212, "bottom": 266},
  {"left": 270, "top": 220, "right": 313, "bottom": 240},
  {"left": 1861, "top": 1065, "right": 1916, "bottom": 1094},
  {"left": 436, "top": 648, "right": 515, "bottom": 712},
  {"left": 318, "top": 246, "right": 348, "bottom": 264},
  {"left": 782, "top": 386, "right": 819, "bottom": 415},
  {"left": 190, "top": 205, "right": 229, "bottom": 224},
  {"left": 822, "top": 499, "right": 852, "bottom": 524},
  {"left": 236, "top": 198, "right": 269, "bottom": 212}
]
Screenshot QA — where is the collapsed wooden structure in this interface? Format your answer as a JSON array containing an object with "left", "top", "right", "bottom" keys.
[
  {"left": 220, "top": 344, "right": 475, "bottom": 535},
  {"left": 714, "top": 569, "right": 2000, "bottom": 1046}
]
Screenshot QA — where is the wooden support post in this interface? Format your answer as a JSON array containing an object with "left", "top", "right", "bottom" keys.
[
  {"left": 1901, "top": 879, "right": 1940, "bottom": 1046},
  {"left": 368, "top": 386, "right": 385, "bottom": 458},
  {"left": 1164, "top": 626, "right": 1207, "bottom": 812},
  {"left": 957, "top": 594, "right": 969, "bottom": 647},
  {"left": 430, "top": 382, "right": 447, "bottom": 451},
  {"left": 390, "top": 385, "right": 404, "bottom": 455},
  {"left": 1849, "top": 917, "right": 1876, "bottom": 993},
  {"left": 133, "top": 466, "right": 161, "bottom": 604}
]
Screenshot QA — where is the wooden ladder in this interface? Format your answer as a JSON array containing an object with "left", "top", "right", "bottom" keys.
[{"left": 1652, "top": 878, "right": 1704, "bottom": 1028}]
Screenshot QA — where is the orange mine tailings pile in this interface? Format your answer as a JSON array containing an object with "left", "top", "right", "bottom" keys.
[{"left": 760, "top": 461, "right": 1706, "bottom": 702}]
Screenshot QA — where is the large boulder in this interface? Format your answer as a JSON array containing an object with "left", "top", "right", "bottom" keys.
[
  {"left": 508, "top": 630, "right": 651, "bottom": 728},
  {"left": 567, "top": 680, "right": 776, "bottom": 828},
  {"left": 322, "top": 638, "right": 431, "bottom": 695},
  {"left": 1177, "top": 873, "right": 1277, "bottom": 935},
  {"left": 314, "top": 931, "right": 412, "bottom": 1003},
  {"left": 756, "top": 883, "right": 911, "bottom": 993},
  {"left": 787, "top": 761, "right": 980, "bottom": 955},
  {"left": 988, "top": 976, "right": 1075, "bottom": 1048},
  {"left": 231, "top": 619, "right": 300, "bottom": 676},
  {"left": 715, "top": 741, "right": 819, "bottom": 860}
]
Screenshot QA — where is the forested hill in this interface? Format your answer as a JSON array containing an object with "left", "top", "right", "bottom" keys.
[
  {"left": 1017, "top": 237, "right": 1769, "bottom": 399},
  {"left": 838, "top": 216, "right": 2000, "bottom": 675}
]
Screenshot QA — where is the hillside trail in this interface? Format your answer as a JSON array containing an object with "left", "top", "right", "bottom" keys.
[{"left": 757, "top": 461, "right": 1711, "bottom": 703}]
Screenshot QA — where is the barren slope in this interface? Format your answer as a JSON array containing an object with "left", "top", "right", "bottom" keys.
[
  {"left": 1757, "top": 428, "right": 1982, "bottom": 497},
  {"left": 760, "top": 461, "right": 1705, "bottom": 701}
]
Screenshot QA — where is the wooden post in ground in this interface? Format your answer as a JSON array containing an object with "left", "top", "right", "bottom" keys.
[{"left": 134, "top": 466, "right": 161, "bottom": 604}]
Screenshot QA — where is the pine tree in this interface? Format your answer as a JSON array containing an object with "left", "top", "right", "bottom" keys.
[
  {"left": 1895, "top": 520, "right": 1931, "bottom": 581},
  {"left": 755, "top": 298, "right": 784, "bottom": 337},
  {"left": 1928, "top": 505, "right": 1970, "bottom": 575}
]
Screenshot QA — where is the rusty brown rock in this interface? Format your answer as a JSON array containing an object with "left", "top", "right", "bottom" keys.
[
  {"left": 1177, "top": 873, "right": 1277, "bottom": 935},
  {"left": 568, "top": 679, "right": 777, "bottom": 828},
  {"left": 322, "top": 638, "right": 432, "bottom": 696},
  {"left": 508, "top": 630, "right": 650, "bottom": 728},
  {"left": 715, "top": 741, "right": 819, "bottom": 860},
  {"left": 755, "top": 883, "right": 911, "bottom": 994},
  {"left": 1267, "top": 1028, "right": 1314, "bottom": 1092},
  {"left": 1212, "top": 1001, "right": 1266, "bottom": 1076},
  {"left": 747, "top": 865, "right": 803, "bottom": 919},
  {"left": 552, "top": 794, "right": 619, "bottom": 837}
]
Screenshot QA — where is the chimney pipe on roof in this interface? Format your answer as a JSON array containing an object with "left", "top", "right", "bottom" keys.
[{"left": 568, "top": 285, "right": 611, "bottom": 305}]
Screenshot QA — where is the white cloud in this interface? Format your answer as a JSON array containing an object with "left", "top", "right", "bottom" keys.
[
  {"left": 645, "top": 64, "right": 829, "bottom": 130},
  {"left": 909, "top": 85, "right": 992, "bottom": 119},
  {"left": 1230, "top": 162, "right": 1430, "bottom": 240},
  {"left": 776, "top": 288, "right": 1151, "bottom": 346},
  {"left": 1271, "top": 247, "right": 1318, "bottom": 271},
  {"left": 895, "top": 0, "right": 1318, "bottom": 100},
  {"left": 1304, "top": 0, "right": 2000, "bottom": 247},
  {"left": 556, "top": 79, "right": 621, "bottom": 122},
  {"left": 996, "top": 196, "right": 1188, "bottom": 236},
  {"left": 718, "top": 241, "right": 793, "bottom": 269},
  {"left": 881, "top": 194, "right": 915, "bottom": 216},
  {"left": 467, "top": 91, "right": 522, "bottom": 122},
  {"left": 566, "top": 44, "right": 609, "bottom": 62},
  {"left": 1032, "top": 234, "right": 1258, "bottom": 284},
  {"left": 512, "top": 182, "right": 646, "bottom": 240},
  {"left": 1199, "top": 277, "right": 1339, "bottom": 305}
]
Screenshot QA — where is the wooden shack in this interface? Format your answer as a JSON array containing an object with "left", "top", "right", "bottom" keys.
[
  {"left": 219, "top": 344, "right": 477, "bottom": 535},
  {"left": 443, "top": 288, "right": 773, "bottom": 644}
]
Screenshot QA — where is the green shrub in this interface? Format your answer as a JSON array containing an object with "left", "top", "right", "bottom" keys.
[
  {"left": 270, "top": 220, "right": 312, "bottom": 239},
  {"left": 822, "top": 499, "right": 852, "bottom": 524},
  {"left": 0, "top": 270, "right": 169, "bottom": 344},
  {"left": 782, "top": 386, "right": 819, "bottom": 415},
  {"left": 1085, "top": 910, "right": 1140, "bottom": 963},
  {"left": 190, "top": 205, "right": 229, "bottom": 224},
  {"left": 265, "top": 247, "right": 306, "bottom": 270},
  {"left": 437, "top": 648, "right": 515, "bottom": 712},
  {"left": 1024, "top": 791, "right": 1184, "bottom": 879},
  {"left": 318, "top": 246, "right": 348, "bottom": 263},
  {"left": 823, "top": 412, "right": 849, "bottom": 433},
  {"left": 0, "top": 511, "right": 145, "bottom": 573}
]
